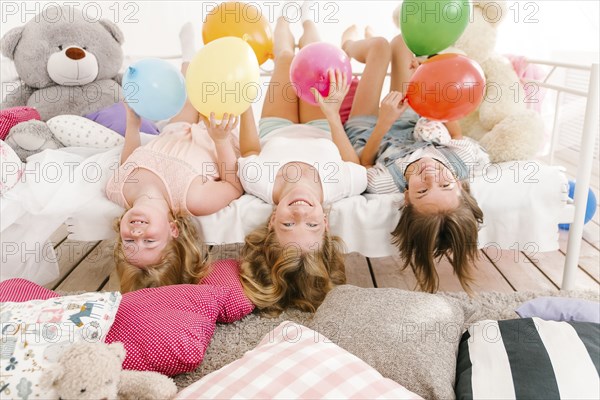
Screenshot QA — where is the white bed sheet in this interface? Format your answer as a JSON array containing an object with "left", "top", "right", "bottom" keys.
[{"left": 0, "top": 145, "right": 568, "bottom": 286}]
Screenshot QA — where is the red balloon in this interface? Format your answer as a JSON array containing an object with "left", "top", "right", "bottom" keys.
[
  {"left": 405, "top": 54, "right": 485, "bottom": 121},
  {"left": 290, "top": 42, "right": 352, "bottom": 105}
]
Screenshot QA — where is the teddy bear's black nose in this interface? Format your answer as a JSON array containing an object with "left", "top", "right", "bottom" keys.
[{"left": 66, "top": 47, "right": 85, "bottom": 60}]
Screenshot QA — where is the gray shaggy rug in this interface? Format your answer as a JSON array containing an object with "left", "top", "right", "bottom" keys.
[{"left": 173, "top": 288, "right": 600, "bottom": 389}]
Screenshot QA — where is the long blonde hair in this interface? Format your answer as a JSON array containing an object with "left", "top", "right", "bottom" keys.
[
  {"left": 113, "top": 212, "right": 209, "bottom": 293},
  {"left": 392, "top": 182, "right": 483, "bottom": 293},
  {"left": 240, "top": 223, "right": 346, "bottom": 316}
]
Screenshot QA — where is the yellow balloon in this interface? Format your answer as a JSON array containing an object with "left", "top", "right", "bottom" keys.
[
  {"left": 202, "top": 1, "right": 273, "bottom": 66},
  {"left": 186, "top": 37, "right": 260, "bottom": 119}
]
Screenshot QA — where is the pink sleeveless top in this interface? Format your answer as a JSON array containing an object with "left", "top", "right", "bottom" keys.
[{"left": 106, "top": 122, "right": 239, "bottom": 215}]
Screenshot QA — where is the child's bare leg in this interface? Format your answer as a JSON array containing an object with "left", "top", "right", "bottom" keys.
[
  {"left": 169, "top": 23, "right": 200, "bottom": 125},
  {"left": 390, "top": 34, "right": 415, "bottom": 93},
  {"left": 298, "top": 18, "right": 327, "bottom": 123},
  {"left": 342, "top": 26, "right": 391, "bottom": 118},
  {"left": 261, "top": 16, "right": 299, "bottom": 122},
  {"left": 298, "top": 19, "right": 320, "bottom": 49}
]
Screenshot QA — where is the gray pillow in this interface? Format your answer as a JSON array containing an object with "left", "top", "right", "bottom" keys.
[{"left": 309, "top": 285, "right": 467, "bottom": 400}]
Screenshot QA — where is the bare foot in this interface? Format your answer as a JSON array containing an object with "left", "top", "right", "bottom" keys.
[
  {"left": 365, "top": 26, "right": 376, "bottom": 39},
  {"left": 341, "top": 25, "right": 360, "bottom": 52}
]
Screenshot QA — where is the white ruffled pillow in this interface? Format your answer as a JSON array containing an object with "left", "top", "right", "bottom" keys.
[
  {"left": 47, "top": 115, "right": 124, "bottom": 148},
  {"left": 0, "top": 140, "right": 24, "bottom": 196}
]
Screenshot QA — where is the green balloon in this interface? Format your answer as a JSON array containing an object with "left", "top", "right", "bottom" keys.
[{"left": 400, "top": 0, "right": 471, "bottom": 56}]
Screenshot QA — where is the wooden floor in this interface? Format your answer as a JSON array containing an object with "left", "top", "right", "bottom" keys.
[{"left": 44, "top": 149, "right": 600, "bottom": 294}]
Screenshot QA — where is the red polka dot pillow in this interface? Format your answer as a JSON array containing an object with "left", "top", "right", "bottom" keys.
[
  {"left": 105, "top": 259, "right": 254, "bottom": 376},
  {"left": 47, "top": 115, "right": 124, "bottom": 148},
  {"left": 0, "top": 260, "right": 254, "bottom": 378},
  {"left": 0, "top": 106, "right": 40, "bottom": 140}
]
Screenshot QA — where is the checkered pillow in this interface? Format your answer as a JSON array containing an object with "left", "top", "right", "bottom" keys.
[{"left": 175, "top": 322, "right": 422, "bottom": 400}]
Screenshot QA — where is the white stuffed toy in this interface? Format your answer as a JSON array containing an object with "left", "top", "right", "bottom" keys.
[
  {"left": 394, "top": 0, "right": 544, "bottom": 162},
  {"left": 414, "top": 117, "right": 451, "bottom": 144},
  {"left": 40, "top": 341, "right": 178, "bottom": 400},
  {"left": 453, "top": 0, "right": 545, "bottom": 162}
]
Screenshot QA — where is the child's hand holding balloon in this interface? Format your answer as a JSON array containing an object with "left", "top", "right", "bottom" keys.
[
  {"left": 409, "top": 56, "right": 426, "bottom": 73},
  {"left": 312, "top": 69, "right": 350, "bottom": 120},
  {"left": 378, "top": 91, "right": 409, "bottom": 127},
  {"left": 290, "top": 42, "right": 352, "bottom": 106},
  {"left": 201, "top": 112, "right": 240, "bottom": 144}
]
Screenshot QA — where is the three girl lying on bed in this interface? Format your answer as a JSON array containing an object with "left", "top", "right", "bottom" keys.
[{"left": 107, "top": 17, "right": 489, "bottom": 312}]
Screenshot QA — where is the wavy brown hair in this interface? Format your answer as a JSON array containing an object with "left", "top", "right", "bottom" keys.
[
  {"left": 113, "top": 212, "right": 209, "bottom": 293},
  {"left": 392, "top": 182, "right": 483, "bottom": 294},
  {"left": 240, "top": 223, "right": 346, "bottom": 316}
]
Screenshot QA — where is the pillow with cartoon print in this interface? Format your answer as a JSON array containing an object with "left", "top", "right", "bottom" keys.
[{"left": 0, "top": 289, "right": 121, "bottom": 399}]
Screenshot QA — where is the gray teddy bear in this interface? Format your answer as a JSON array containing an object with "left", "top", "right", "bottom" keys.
[{"left": 1, "top": 5, "right": 124, "bottom": 160}]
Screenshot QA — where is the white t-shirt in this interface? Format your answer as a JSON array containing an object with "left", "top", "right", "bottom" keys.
[{"left": 238, "top": 124, "right": 367, "bottom": 204}]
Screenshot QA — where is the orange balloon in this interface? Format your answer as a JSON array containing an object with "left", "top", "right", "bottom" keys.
[
  {"left": 202, "top": 1, "right": 273, "bottom": 65},
  {"left": 405, "top": 54, "right": 486, "bottom": 121}
]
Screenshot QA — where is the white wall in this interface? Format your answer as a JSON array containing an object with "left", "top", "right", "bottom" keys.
[
  {"left": 2, "top": 0, "right": 598, "bottom": 116},
  {"left": 1, "top": 1, "right": 598, "bottom": 62},
  {"left": 497, "top": 1, "right": 599, "bottom": 64}
]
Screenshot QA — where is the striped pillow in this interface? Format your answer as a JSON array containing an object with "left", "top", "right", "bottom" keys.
[{"left": 455, "top": 318, "right": 600, "bottom": 399}]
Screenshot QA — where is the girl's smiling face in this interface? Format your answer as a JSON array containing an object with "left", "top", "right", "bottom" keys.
[
  {"left": 404, "top": 157, "right": 463, "bottom": 213},
  {"left": 271, "top": 185, "right": 327, "bottom": 252},
  {"left": 119, "top": 205, "right": 178, "bottom": 267}
]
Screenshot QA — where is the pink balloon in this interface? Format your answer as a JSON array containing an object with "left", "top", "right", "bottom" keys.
[{"left": 290, "top": 42, "right": 352, "bottom": 105}]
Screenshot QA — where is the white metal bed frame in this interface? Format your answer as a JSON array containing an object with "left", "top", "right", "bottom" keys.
[{"left": 524, "top": 60, "right": 599, "bottom": 290}]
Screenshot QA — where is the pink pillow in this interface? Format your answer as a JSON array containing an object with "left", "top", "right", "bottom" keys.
[
  {"left": 176, "top": 322, "right": 422, "bottom": 400},
  {"left": 0, "top": 107, "right": 41, "bottom": 140},
  {"left": 0, "top": 278, "right": 59, "bottom": 302},
  {"left": 105, "top": 259, "right": 254, "bottom": 376}
]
